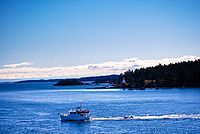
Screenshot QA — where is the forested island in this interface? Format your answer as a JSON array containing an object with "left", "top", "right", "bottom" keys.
[
  {"left": 119, "top": 59, "right": 200, "bottom": 88},
  {"left": 53, "top": 79, "right": 84, "bottom": 86}
]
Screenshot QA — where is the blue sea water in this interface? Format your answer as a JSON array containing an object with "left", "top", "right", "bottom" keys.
[{"left": 0, "top": 82, "right": 200, "bottom": 134}]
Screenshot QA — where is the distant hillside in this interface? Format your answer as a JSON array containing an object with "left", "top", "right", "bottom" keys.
[
  {"left": 15, "top": 74, "right": 119, "bottom": 85},
  {"left": 15, "top": 79, "right": 62, "bottom": 83},
  {"left": 121, "top": 60, "right": 200, "bottom": 88},
  {"left": 53, "top": 75, "right": 119, "bottom": 86}
]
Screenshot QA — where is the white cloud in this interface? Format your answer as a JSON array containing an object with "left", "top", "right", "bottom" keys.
[
  {"left": 0, "top": 55, "right": 199, "bottom": 80},
  {"left": 3, "top": 62, "right": 33, "bottom": 68}
]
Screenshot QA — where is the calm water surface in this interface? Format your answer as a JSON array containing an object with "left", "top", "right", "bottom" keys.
[{"left": 0, "top": 82, "right": 200, "bottom": 134}]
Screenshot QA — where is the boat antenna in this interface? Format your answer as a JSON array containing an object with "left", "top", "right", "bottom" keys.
[{"left": 80, "top": 102, "right": 82, "bottom": 108}]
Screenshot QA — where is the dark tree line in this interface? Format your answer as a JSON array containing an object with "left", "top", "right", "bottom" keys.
[
  {"left": 121, "top": 60, "right": 200, "bottom": 88},
  {"left": 80, "top": 75, "right": 119, "bottom": 84}
]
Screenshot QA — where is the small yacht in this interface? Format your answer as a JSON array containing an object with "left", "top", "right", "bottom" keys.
[{"left": 60, "top": 107, "right": 91, "bottom": 121}]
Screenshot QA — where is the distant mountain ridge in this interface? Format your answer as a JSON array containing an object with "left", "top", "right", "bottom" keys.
[
  {"left": 15, "top": 74, "right": 119, "bottom": 84},
  {"left": 15, "top": 79, "right": 62, "bottom": 83}
]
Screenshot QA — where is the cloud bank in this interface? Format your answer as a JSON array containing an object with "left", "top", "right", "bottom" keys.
[
  {"left": 0, "top": 55, "right": 199, "bottom": 80},
  {"left": 3, "top": 62, "right": 33, "bottom": 68}
]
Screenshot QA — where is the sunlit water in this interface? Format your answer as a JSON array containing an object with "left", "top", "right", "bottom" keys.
[{"left": 0, "top": 82, "right": 200, "bottom": 133}]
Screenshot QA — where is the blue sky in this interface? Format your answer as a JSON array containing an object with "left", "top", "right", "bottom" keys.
[{"left": 0, "top": 0, "right": 200, "bottom": 79}]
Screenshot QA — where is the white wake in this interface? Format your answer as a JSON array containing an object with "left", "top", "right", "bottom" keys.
[{"left": 92, "top": 114, "right": 200, "bottom": 121}]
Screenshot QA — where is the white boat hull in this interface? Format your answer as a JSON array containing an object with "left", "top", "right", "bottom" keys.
[{"left": 60, "top": 113, "right": 91, "bottom": 121}]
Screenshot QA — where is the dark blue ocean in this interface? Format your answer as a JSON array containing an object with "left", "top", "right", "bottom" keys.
[{"left": 0, "top": 82, "right": 200, "bottom": 134}]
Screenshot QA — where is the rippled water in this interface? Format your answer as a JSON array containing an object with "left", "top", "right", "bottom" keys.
[{"left": 0, "top": 82, "right": 200, "bottom": 133}]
